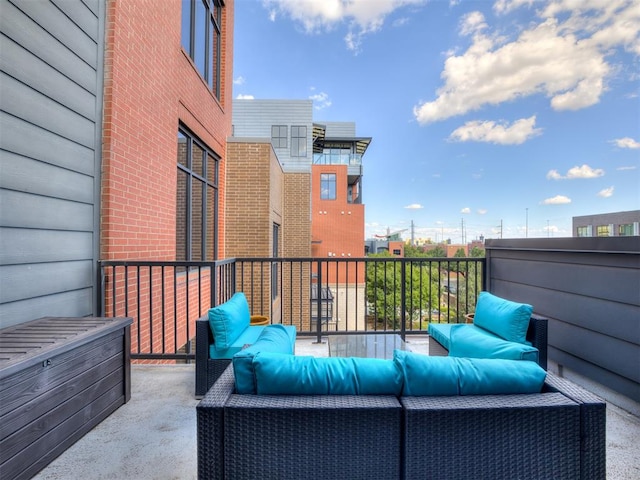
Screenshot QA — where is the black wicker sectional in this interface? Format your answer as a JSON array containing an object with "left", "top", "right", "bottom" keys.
[{"left": 197, "top": 364, "right": 605, "bottom": 480}]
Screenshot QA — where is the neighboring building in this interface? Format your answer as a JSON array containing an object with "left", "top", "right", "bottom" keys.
[
  {"left": 232, "top": 99, "right": 371, "bottom": 330},
  {"left": 0, "top": 0, "right": 234, "bottom": 346},
  {"left": 573, "top": 210, "right": 640, "bottom": 237}
]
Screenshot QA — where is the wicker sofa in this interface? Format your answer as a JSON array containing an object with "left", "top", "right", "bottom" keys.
[{"left": 197, "top": 363, "right": 605, "bottom": 480}]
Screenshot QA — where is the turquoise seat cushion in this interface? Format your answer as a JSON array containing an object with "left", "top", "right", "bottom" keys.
[
  {"left": 473, "top": 291, "right": 533, "bottom": 343},
  {"left": 394, "top": 350, "right": 546, "bottom": 396},
  {"left": 253, "top": 352, "right": 403, "bottom": 395},
  {"left": 233, "top": 325, "right": 297, "bottom": 394},
  {"left": 428, "top": 323, "right": 454, "bottom": 350},
  {"left": 448, "top": 324, "right": 539, "bottom": 362},
  {"left": 208, "top": 325, "right": 264, "bottom": 360},
  {"left": 208, "top": 292, "right": 250, "bottom": 351}
]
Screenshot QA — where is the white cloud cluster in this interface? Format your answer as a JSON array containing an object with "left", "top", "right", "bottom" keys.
[
  {"left": 262, "top": 0, "right": 426, "bottom": 51},
  {"left": 414, "top": 0, "right": 640, "bottom": 124},
  {"left": 598, "top": 186, "right": 615, "bottom": 198},
  {"left": 309, "top": 91, "right": 332, "bottom": 109},
  {"left": 449, "top": 116, "right": 542, "bottom": 145},
  {"left": 236, "top": 94, "right": 255, "bottom": 100},
  {"left": 404, "top": 203, "right": 424, "bottom": 209},
  {"left": 612, "top": 137, "right": 640, "bottom": 149},
  {"left": 541, "top": 195, "right": 572, "bottom": 205},
  {"left": 547, "top": 164, "right": 605, "bottom": 180}
]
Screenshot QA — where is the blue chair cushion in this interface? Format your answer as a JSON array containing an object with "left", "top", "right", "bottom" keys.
[
  {"left": 448, "top": 324, "right": 539, "bottom": 362},
  {"left": 428, "top": 323, "right": 454, "bottom": 350},
  {"left": 208, "top": 292, "right": 250, "bottom": 351},
  {"left": 253, "top": 352, "right": 403, "bottom": 395},
  {"left": 473, "top": 291, "right": 532, "bottom": 343},
  {"left": 233, "top": 325, "right": 297, "bottom": 394},
  {"left": 394, "top": 350, "right": 546, "bottom": 396}
]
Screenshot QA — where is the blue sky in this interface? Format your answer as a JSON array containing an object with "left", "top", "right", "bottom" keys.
[{"left": 233, "top": 0, "right": 640, "bottom": 242}]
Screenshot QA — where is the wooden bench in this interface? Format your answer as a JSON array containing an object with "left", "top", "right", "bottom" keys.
[{"left": 0, "top": 317, "right": 132, "bottom": 480}]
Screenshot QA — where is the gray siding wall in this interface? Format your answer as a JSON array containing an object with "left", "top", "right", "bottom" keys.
[
  {"left": 0, "top": 0, "right": 104, "bottom": 328},
  {"left": 232, "top": 99, "right": 313, "bottom": 173},
  {"left": 324, "top": 121, "right": 355, "bottom": 137},
  {"left": 485, "top": 237, "right": 640, "bottom": 403}
]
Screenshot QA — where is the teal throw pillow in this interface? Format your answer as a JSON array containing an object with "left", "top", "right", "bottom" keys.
[
  {"left": 233, "top": 325, "right": 296, "bottom": 394},
  {"left": 473, "top": 291, "right": 532, "bottom": 343},
  {"left": 394, "top": 350, "right": 546, "bottom": 396},
  {"left": 208, "top": 292, "right": 250, "bottom": 351},
  {"left": 448, "top": 324, "right": 539, "bottom": 362},
  {"left": 253, "top": 352, "right": 402, "bottom": 395}
]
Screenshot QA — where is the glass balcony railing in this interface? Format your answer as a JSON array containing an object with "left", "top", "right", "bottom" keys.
[{"left": 313, "top": 153, "right": 363, "bottom": 166}]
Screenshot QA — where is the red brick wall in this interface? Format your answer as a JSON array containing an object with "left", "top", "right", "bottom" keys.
[{"left": 101, "top": 0, "right": 233, "bottom": 261}]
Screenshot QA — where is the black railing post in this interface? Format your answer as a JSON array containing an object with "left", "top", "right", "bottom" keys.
[
  {"left": 314, "top": 259, "right": 323, "bottom": 344},
  {"left": 400, "top": 260, "right": 406, "bottom": 340}
]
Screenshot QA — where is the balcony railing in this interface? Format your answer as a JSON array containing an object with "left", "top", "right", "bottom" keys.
[{"left": 99, "top": 257, "right": 485, "bottom": 361}]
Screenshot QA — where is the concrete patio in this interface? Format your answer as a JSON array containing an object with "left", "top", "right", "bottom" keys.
[{"left": 32, "top": 336, "right": 640, "bottom": 480}]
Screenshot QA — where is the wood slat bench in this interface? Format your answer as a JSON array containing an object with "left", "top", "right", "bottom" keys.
[{"left": 0, "top": 317, "right": 132, "bottom": 480}]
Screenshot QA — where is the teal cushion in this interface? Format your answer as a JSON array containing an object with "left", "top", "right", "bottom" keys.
[
  {"left": 208, "top": 292, "right": 250, "bottom": 350},
  {"left": 394, "top": 350, "right": 546, "bottom": 396},
  {"left": 473, "top": 291, "right": 532, "bottom": 343},
  {"left": 233, "top": 325, "right": 296, "bottom": 394},
  {"left": 456, "top": 357, "right": 546, "bottom": 395},
  {"left": 209, "top": 325, "right": 264, "bottom": 359},
  {"left": 428, "top": 323, "right": 454, "bottom": 350},
  {"left": 394, "top": 350, "right": 459, "bottom": 396},
  {"left": 253, "top": 352, "right": 403, "bottom": 395},
  {"left": 448, "top": 324, "right": 539, "bottom": 362}
]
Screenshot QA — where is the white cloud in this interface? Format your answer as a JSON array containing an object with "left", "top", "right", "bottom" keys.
[
  {"left": 477, "top": 209, "right": 488, "bottom": 214},
  {"left": 612, "top": 137, "right": 640, "bottom": 149},
  {"left": 414, "top": 1, "right": 640, "bottom": 123},
  {"left": 541, "top": 195, "right": 572, "bottom": 205},
  {"left": 449, "top": 116, "right": 542, "bottom": 145},
  {"left": 616, "top": 165, "right": 638, "bottom": 171},
  {"left": 598, "top": 186, "right": 615, "bottom": 197},
  {"left": 236, "top": 94, "right": 255, "bottom": 100},
  {"left": 493, "top": 0, "right": 536, "bottom": 15},
  {"left": 404, "top": 203, "right": 424, "bottom": 209},
  {"left": 233, "top": 76, "right": 246, "bottom": 85},
  {"left": 461, "top": 207, "right": 471, "bottom": 214},
  {"left": 262, "top": 0, "right": 427, "bottom": 51},
  {"left": 546, "top": 164, "right": 605, "bottom": 180},
  {"left": 309, "top": 91, "right": 332, "bottom": 109},
  {"left": 459, "top": 11, "right": 487, "bottom": 36}
]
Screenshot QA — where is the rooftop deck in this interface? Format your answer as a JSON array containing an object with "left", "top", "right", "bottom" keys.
[{"left": 32, "top": 337, "right": 640, "bottom": 480}]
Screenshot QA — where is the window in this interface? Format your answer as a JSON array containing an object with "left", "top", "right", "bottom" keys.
[
  {"left": 271, "top": 125, "right": 287, "bottom": 148},
  {"left": 177, "top": 128, "right": 219, "bottom": 261},
  {"left": 320, "top": 173, "right": 336, "bottom": 200},
  {"left": 181, "top": 0, "right": 222, "bottom": 98},
  {"left": 576, "top": 226, "right": 591, "bottom": 237},
  {"left": 618, "top": 223, "right": 634, "bottom": 236},
  {"left": 596, "top": 225, "right": 610, "bottom": 237},
  {"left": 290, "top": 126, "right": 307, "bottom": 157}
]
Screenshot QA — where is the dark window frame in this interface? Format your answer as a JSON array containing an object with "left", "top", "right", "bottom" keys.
[
  {"left": 290, "top": 125, "right": 307, "bottom": 157},
  {"left": 271, "top": 125, "right": 287, "bottom": 148},
  {"left": 177, "top": 126, "right": 219, "bottom": 261},
  {"left": 181, "top": 0, "right": 222, "bottom": 99},
  {"left": 320, "top": 173, "right": 337, "bottom": 200}
]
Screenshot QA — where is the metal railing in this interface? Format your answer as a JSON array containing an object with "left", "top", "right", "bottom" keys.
[{"left": 99, "top": 257, "right": 485, "bottom": 360}]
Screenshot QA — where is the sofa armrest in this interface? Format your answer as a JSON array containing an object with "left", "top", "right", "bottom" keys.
[
  {"left": 527, "top": 314, "right": 548, "bottom": 369},
  {"left": 197, "top": 365, "right": 235, "bottom": 480},
  {"left": 545, "top": 372, "right": 607, "bottom": 480},
  {"left": 195, "top": 315, "right": 212, "bottom": 396}
]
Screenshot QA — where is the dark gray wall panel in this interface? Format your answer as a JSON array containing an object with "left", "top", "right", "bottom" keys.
[
  {"left": 0, "top": 113, "right": 94, "bottom": 175},
  {"left": 0, "top": 289, "right": 94, "bottom": 329},
  {"left": 0, "top": 261, "right": 93, "bottom": 304},
  {"left": 1, "top": 189, "right": 93, "bottom": 231},
  {"left": 0, "top": 228, "right": 93, "bottom": 265},
  {"left": 1, "top": 152, "right": 94, "bottom": 203},
  {"left": 1, "top": 73, "right": 95, "bottom": 148},
  {"left": 0, "top": 0, "right": 97, "bottom": 94},
  {"left": 1, "top": 36, "right": 96, "bottom": 119},
  {"left": 9, "top": 0, "right": 97, "bottom": 68}
]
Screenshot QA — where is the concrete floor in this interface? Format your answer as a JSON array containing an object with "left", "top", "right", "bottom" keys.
[{"left": 32, "top": 337, "right": 640, "bottom": 480}]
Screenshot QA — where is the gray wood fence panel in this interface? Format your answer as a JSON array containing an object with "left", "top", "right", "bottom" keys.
[
  {"left": 0, "top": 290, "right": 94, "bottom": 330},
  {"left": 2, "top": 36, "right": 96, "bottom": 119},
  {"left": 0, "top": 228, "right": 93, "bottom": 266},
  {"left": 0, "top": 113, "right": 94, "bottom": 176},
  {"left": 486, "top": 238, "right": 640, "bottom": 403},
  {"left": 1, "top": 152, "right": 94, "bottom": 204},
  {"left": 10, "top": 0, "right": 98, "bottom": 68},
  {"left": 1, "top": 73, "right": 95, "bottom": 148},
  {"left": 0, "top": 0, "right": 97, "bottom": 94}
]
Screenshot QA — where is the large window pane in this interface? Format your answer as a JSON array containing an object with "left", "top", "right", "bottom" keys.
[
  {"left": 181, "top": 0, "right": 192, "bottom": 55},
  {"left": 206, "top": 188, "right": 216, "bottom": 260},
  {"left": 194, "top": 0, "right": 207, "bottom": 78},
  {"left": 191, "top": 180, "right": 204, "bottom": 260},
  {"left": 176, "top": 170, "right": 188, "bottom": 261},
  {"left": 321, "top": 173, "right": 336, "bottom": 200},
  {"left": 192, "top": 143, "right": 204, "bottom": 177}
]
